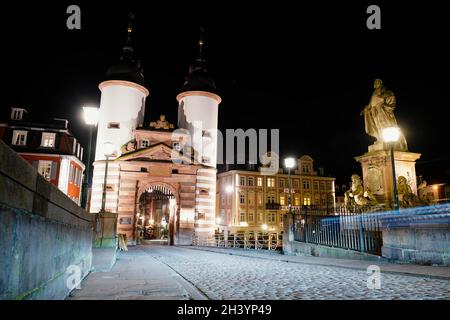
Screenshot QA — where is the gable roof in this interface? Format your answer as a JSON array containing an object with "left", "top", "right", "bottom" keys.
[{"left": 116, "top": 142, "right": 196, "bottom": 164}]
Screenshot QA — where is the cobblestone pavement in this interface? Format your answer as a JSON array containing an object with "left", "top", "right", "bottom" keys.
[
  {"left": 145, "top": 246, "right": 450, "bottom": 300},
  {"left": 71, "top": 245, "right": 450, "bottom": 300}
]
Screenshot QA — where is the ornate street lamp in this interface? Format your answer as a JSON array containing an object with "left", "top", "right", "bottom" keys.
[
  {"left": 284, "top": 157, "right": 296, "bottom": 234},
  {"left": 101, "top": 142, "right": 115, "bottom": 213},
  {"left": 382, "top": 127, "right": 401, "bottom": 211},
  {"left": 81, "top": 106, "right": 99, "bottom": 209}
]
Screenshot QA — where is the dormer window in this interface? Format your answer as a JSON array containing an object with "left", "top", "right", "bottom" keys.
[
  {"left": 12, "top": 130, "right": 27, "bottom": 146},
  {"left": 10, "top": 108, "right": 26, "bottom": 120},
  {"left": 173, "top": 141, "right": 181, "bottom": 151},
  {"left": 141, "top": 139, "right": 150, "bottom": 148},
  {"left": 41, "top": 132, "right": 56, "bottom": 148}
]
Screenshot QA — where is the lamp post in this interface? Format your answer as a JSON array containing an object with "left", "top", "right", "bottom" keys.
[
  {"left": 284, "top": 157, "right": 296, "bottom": 236},
  {"left": 101, "top": 142, "right": 115, "bottom": 213},
  {"left": 382, "top": 127, "right": 401, "bottom": 211},
  {"left": 81, "top": 106, "right": 99, "bottom": 209}
]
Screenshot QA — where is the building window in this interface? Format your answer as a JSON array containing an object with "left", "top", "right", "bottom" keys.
[
  {"left": 303, "top": 180, "right": 311, "bottom": 190},
  {"left": 258, "top": 212, "right": 264, "bottom": 222},
  {"left": 108, "top": 122, "right": 120, "bottom": 129},
  {"left": 248, "top": 177, "right": 254, "bottom": 187},
  {"left": 279, "top": 179, "right": 285, "bottom": 188},
  {"left": 314, "top": 181, "right": 319, "bottom": 190},
  {"left": 173, "top": 141, "right": 181, "bottom": 151},
  {"left": 240, "top": 212, "right": 246, "bottom": 222},
  {"left": 11, "top": 108, "right": 25, "bottom": 120},
  {"left": 267, "top": 177, "right": 275, "bottom": 188},
  {"left": 141, "top": 139, "right": 150, "bottom": 148},
  {"left": 294, "top": 194, "right": 301, "bottom": 206},
  {"left": 12, "top": 130, "right": 27, "bottom": 146},
  {"left": 280, "top": 194, "right": 286, "bottom": 206},
  {"left": 268, "top": 213, "right": 276, "bottom": 223},
  {"left": 257, "top": 177, "right": 263, "bottom": 187},
  {"left": 240, "top": 176, "right": 246, "bottom": 186},
  {"left": 41, "top": 132, "right": 56, "bottom": 148},
  {"left": 248, "top": 212, "right": 254, "bottom": 224},
  {"left": 327, "top": 182, "right": 334, "bottom": 191},
  {"left": 257, "top": 193, "right": 263, "bottom": 206},
  {"left": 293, "top": 180, "right": 299, "bottom": 189},
  {"left": 38, "top": 161, "right": 53, "bottom": 181},
  {"left": 303, "top": 197, "right": 311, "bottom": 206},
  {"left": 267, "top": 194, "right": 275, "bottom": 203},
  {"left": 248, "top": 193, "right": 254, "bottom": 205},
  {"left": 320, "top": 182, "right": 325, "bottom": 191},
  {"left": 302, "top": 165, "right": 311, "bottom": 174},
  {"left": 240, "top": 194, "right": 246, "bottom": 205}
]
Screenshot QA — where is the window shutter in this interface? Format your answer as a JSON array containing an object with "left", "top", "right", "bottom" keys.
[
  {"left": 32, "top": 160, "right": 39, "bottom": 171},
  {"left": 50, "top": 162, "right": 58, "bottom": 180}
]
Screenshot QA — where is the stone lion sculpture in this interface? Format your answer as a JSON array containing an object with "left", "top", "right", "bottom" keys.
[{"left": 344, "top": 174, "right": 378, "bottom": 207}]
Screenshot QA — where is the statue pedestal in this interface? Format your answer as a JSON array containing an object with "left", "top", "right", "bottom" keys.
[{"left": 355, "top": 149, "right": 421, "bottom": 207}]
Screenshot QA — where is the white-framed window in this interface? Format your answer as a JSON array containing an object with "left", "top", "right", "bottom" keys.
[
  {"left": 11, "top": 108, "right": 25, "bottom": 120},
  {"left": 294, "top": 194, "right": 301, "bottom": 206},
  {"left": 141, "top": 139, "right": 150, "bottom": 148},
  {"left": 38, "top": 161, "right": 53, "bottom": 181},
  {"left": 257, "top": 177, "right": 263, "bottom": 187},
  {"left": 248, "top": 212, "right": 254, "bottom": 224},
  {"left": 258, "top": 212, "right": 264, "bottom": 222},
  {"left": 240, "top": 212, "right": 246, "bottom": 222},
  {"left": 173, "top": 141, "right": 181, "bottom": 151},
  {"left": 268, "top": 212, "right": 276, "bottom": 223},
  {"left": 12, "top": 130, "right": 27, "bottom": 146},
  {"left": 248, "top": 177, "right": 254, "bottom": 187},
  {"left": 240, "top": 194, "right": 246, "bottom": 205},
  {"left": 257, "top": 193, "right": 263, "bottom": 206},
  {"left": 320, "top": 182, "right": 326, "bottom": 191},
  {"left": 248, "top": 192, "right": 254, "bottom": 205},
  {"left": 279, "top": 179, "right": 285, "bottom": 188},
  {"left": 293, "top": 180, "right": 299, "bottom": 189},
  {"left": 314, "top": 181, "right": 319, "bottom": 190},
  {"left": 267, "top": 177, "right": 275, "bottom": 188},
  {"left": 41, "top": 132, "right": 56, "bottom": 148},
  {"left": 240, "top": 176, "right": 246, "bottom": 186}
]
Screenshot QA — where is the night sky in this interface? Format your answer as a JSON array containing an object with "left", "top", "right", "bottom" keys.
[{"left": 3, "top": 1, "right": 450, "bottom": 186}]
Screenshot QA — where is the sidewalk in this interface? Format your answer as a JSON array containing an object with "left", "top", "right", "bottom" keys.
[
  {"left": 187, "top": 246, "right": 450, "bottom": 280},
  {"left": 68, "top": 247, "right": 206, "bottom": 300}
]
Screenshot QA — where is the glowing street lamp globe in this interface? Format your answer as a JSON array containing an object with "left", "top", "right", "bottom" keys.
[
  {"left": 382, "top": 127, "right": 401, "bottom": 143},
  {"left": 262, "top": 224, "right": 268, "bottom": 231},
  {"left": 284, "top": 157, "right": 296, "bottom": 169},
  {"left": 103, "top": 142, "right": 115, "bottom": 157},
  {"left": 82, "top": 106, "right": 99, "bottom": 126}
]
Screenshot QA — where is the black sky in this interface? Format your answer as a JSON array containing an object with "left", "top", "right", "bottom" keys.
[{"left": 3, "top": 1, "right": 450, "bottom": 186}]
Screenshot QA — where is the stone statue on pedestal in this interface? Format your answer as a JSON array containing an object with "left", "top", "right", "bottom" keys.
[
  {"left": 398, "top": 176, "right": 428, "bottom": 207},
  {"left": 344, "top": 174, "right": 378, "bottom": 207},
  {"left": 361, "top": 79, "right": 408, "bottom": 151}
]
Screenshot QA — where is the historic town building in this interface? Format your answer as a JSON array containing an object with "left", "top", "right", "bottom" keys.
[
  {"left": 90, "top": 20, "right": 221, "bottom": 245},
  {"left": 0, "top": 107, "right": 85, "bottom": 204},
  {"left": 216, "top": 155, "right": 336, "bottom": 234}
]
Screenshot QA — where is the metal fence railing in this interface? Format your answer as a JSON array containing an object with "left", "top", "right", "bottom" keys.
[
  {"left": 193, "top": 232, "right": 283, "bottom": 251},
  {"left": 292, "top": 205, "right": 383, "bottom": 255}
]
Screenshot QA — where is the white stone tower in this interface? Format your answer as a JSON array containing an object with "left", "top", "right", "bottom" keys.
[
  {"left": 176, "top": 31, "right": 221, "bottom": 240},
  {"left": 90, "top": 14, "right": 149, "bottom": 214}
]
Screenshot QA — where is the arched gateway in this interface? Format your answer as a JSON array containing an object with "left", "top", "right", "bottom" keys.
[{"left": 89, "top": 18, "right": 221, "bottom": 245}]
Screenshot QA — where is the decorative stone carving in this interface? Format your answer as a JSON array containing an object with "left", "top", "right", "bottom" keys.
[
  {"left": 150, "top": 115, "right": 174, "bottom": 130},
  {"left": 365, "top": 166, "right": 383, "bottom": 194},
  {"left": 344, "top": 174, "right": 378, "bottom": 207},
  {"left": 398, "top": 175, "right": 427, "bottom": 208},
  {"left": 120, "top": 138, "right": 136, "bottom": 154},
  {"left": 361, "top": 79, "right": 408, "bottom": 151},
  {"left": 417, "top": 180, "right": 433, "bottom": 205}
]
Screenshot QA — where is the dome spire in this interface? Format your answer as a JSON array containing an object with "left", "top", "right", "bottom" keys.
[{"left": 190, "top": 27, "right": 207, "bottom": 73}]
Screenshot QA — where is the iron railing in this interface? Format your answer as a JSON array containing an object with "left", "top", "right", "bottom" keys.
[
  {"left": 293, "top": 205, "right": 383, "bottom": 255},
  {"left": 193, "top": 232, "right": 282, "bottom": 250}
]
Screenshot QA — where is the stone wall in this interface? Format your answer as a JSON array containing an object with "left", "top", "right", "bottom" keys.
[
  {"left": 382, "top": 223, "right": 450, "bottom": 266},
  {"left": 0, "top": 140, "right": 93, "bottom": 300}
]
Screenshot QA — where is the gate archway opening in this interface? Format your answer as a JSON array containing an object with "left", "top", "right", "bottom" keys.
[{"left": 137, "top": 185, "right": 177, "bottom": 245}]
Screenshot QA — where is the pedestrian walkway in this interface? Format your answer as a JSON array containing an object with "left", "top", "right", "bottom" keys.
[
  {"left": 188, "top": 246, "right": 450, "bottom": 280},
  {"left": 68, "top": 246, "right": 206, "bottom": 300}
]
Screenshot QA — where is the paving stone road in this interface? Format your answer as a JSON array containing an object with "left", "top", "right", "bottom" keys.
[{"left": 70, "top": 245, "right": 450, "bottom": 300}]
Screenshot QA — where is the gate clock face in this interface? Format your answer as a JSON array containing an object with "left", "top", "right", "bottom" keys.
[{"left": 366, "top": 166, "right": 383, "bottom": 194}]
